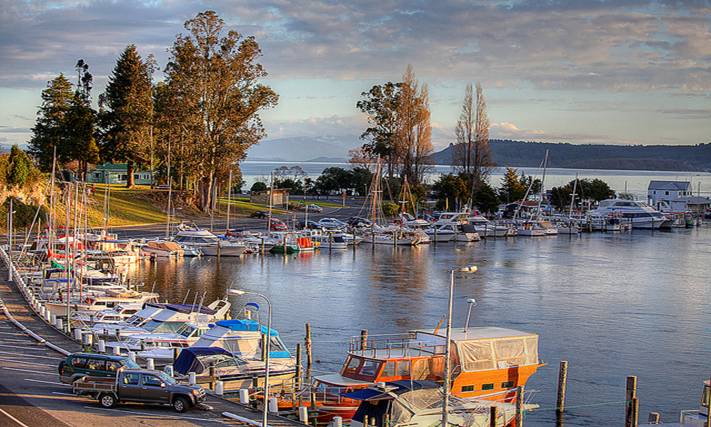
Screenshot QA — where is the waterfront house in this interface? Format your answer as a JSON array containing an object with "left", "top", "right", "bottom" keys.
[
  {"left": 647, "top": 180, "right": 710, "bottom": 213},
  {"left": 87, "top": 163, "right": 153, "bottom": 185}
]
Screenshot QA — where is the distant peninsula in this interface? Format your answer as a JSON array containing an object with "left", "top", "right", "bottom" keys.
[{"left": 429, "top": 140, "right": 711, "bottom": 172}]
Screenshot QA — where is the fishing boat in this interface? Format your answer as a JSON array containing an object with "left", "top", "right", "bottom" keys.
[{"left": 287, "top": 326, "right": 542, "bottom": 422}]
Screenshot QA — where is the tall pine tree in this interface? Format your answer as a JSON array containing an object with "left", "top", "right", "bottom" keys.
[
  {"left": 66, "top": 59, "right": 100, "bottom": 179},
  {"left": 28, "top": 74, "right": 74, "bottom": 170},
  {"left": 99, "top": 44, "right": 153, "bottom": 187}
]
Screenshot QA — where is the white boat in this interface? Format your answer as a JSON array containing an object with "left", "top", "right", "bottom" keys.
[
  {"left": 467, "top": 215, "right": 515, "bottom": 237},
  {"left": 588, "top": 199, "right": 671, "bottom": 229},
  {"left": 70, "top": 302, "right": 143, "bottom": 327},
  {"left": 174, "top": 229, "right": 246, "bottom": 256},
  {"left": 44, "top": 288, "right": 160, "bottom": 317},
  {"left": 538, "top": 220, "right": 559, "bottom": 235},
  {"left": 516, "top": 221, "right": 547, "bottom": 237}
]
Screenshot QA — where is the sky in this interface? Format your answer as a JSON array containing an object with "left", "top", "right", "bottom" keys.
[{"left": 2, "top": 0, "right": 711, "bottom": 155}]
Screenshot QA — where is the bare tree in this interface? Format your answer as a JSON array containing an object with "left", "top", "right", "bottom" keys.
[
  {"left": 396, "top": 65, "right": 432, "bottom": 185},
  {"left": 454, "top": 82, "right": 492, "bottom": 189}
]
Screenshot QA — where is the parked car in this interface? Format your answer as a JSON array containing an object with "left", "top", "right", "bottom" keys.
[
  {"left": 318, "top": 218, "right": 347, "bottom": 229},
  {"left": 58, "top": 353, "right": 140, "bottom": 384},
  {"left": 250, "top": 211, "right": 268, "bottom": 219},
  {"left": 297, "top": 220, "right": 321, "bottom": 229},
  {"left": 270, "top": 219, "right": 288, "bottom": 231},
  {"left": 73, "top": 368, "right": 205, "bottom": 412}
]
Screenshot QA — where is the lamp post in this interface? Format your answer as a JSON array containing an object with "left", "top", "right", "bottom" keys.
[
  {"left": 229, "top": 289, "right": 272, "bottom": 427},
  {"left": 442, "top": 265, "right": 478, "bottom": 427},
  {"left": 464, "top": 298, "right": 477, "bottom": 335}
]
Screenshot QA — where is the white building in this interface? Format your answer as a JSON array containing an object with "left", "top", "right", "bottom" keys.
[{"left": 648, "top": 180, "right": 710, "bottom": 213}]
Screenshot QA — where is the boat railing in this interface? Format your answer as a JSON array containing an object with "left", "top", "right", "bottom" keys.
[{"left": 348, "top": 333, "right": 444, "bottom": 357}]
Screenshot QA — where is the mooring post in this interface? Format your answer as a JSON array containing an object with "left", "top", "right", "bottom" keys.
[
  {"left": 705, "top": 375, "right": 711, "bottom": 427},
  {"left": 490, "top": 405, "right": 498, "bottom": 427},
  {"left": 360, "top": 329, "right": 368, "bottom": 352},
  {"left": 515, "top": 386, "right": 524, "bottom": 427},
  {"left": 626, "top": 375, "right": 638, "bottom": 427},
  {"left": 647, "top": 412, "right": 661, "bottom": 424},
  {"left": 556, "top": 360, "right": 569, "bottom": 417}
]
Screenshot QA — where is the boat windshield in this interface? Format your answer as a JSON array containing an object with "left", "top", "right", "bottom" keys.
[
  {"left": 143, "top": 321, "right": 186, "bottom": 333},
  {"left": 176, "top": 324, "right": 197, "bottom": 338},
  {"left": 341, "top": 355, "right": 382, "bottom": 381}
]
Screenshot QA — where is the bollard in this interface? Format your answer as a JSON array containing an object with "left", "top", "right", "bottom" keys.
[
  {"left": 189, "top": 372, "right": 196, "bottom": 385},
  {"left": 82, "top": 332, "right": 93, "bottom": 349},
  {"left": 97, "top": 339, "right": 106, "bottom": 353},
  {"left": 556, "top": 361, "right": 569, "bottom": 415},
  {"left": 298, "top": 406, "right": 309, "bottom": 424},
  {"left": 333, "top": 416, "right": 342, "bottom": 427},
  {"left": 164, "top": 365, "right": 174, "bottom": 377},
  {"left": 128, "top": 351, "right": 136, "bottom": 362},
  {"left": 215, "top": 381, "right": 224, "bottom": 396},
  {"left": 146, "top": 358, "right": 155, "bottom": 370},
  {"left": 112, "top": 346, "right": 121, "bottom": 356},
  {"left": 56, "top": 318, "right": 63, "bottom": 331},
  {"left": 73, "top": 328, "right": 82, "bottom": 341},
  {"left": 268, "top": 397, "right": 279, "bottom": 413},
  {"left": 239, "top": 388, "right": 250, "bottom": 404}
]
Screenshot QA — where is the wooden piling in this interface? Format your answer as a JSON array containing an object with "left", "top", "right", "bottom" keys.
[
  {"left": 556, "top": 361, "right": 569, "bottom": 415},
  {"left": 515, "top": 386, "right": 524, "bottom": 427},
  {"left": 489, "top": 405, "right": 497, "bottom": 427},
  {"left": 706, "top": 375, "right": 711, "bottom": 427},
  {"left": 305, "top": 322, "right": 312, "bottom": 381},
  {"left": 625, "top": 376, "right": 638, "bottom": 427},
  {"left": 209, "top": 364, "right": 216, "bottom": 390},
  {"left": 360, "top": 329, "right": 368, "bottom": 352},
  {"left": 295, "top": 343, "right": 302, "bottom": 390}
]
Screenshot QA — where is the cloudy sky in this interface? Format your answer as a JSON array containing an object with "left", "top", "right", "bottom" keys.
[{"left": 2, "top": 0, "right": 711, "bottom": 155}]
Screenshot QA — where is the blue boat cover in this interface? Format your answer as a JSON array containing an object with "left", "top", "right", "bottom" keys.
[
  {"left": 215, "top": 319, "right": 280, "bottom": 336},
  {"left": 174, "top": 347, "right": 232, "bottom": 374},
  {"left": 342, "top": 380, "right": 440, "bottom": 401}
]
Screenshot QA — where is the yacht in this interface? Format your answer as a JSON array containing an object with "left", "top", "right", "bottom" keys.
[
  {"left": 588, "top": 199, "right": 671, "bottom": 229},
  {"left": 174, "top": 229, "right": 246, "bottom": 256},
  {"left": 467, "top": 215, "right": 516, "bottom": 237}
]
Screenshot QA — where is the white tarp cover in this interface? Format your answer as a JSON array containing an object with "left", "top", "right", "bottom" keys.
[{"left": 457, "top": 335, "right": 538, "bottom": 372}]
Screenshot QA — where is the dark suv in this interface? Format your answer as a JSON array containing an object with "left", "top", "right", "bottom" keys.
[{"left": 59, "top": 353, "right": 140, "bottom": 384}]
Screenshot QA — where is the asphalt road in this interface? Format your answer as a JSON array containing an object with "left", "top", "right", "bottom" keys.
[{"left": 0, "top": 311, "right": 230, "bottom": 426}]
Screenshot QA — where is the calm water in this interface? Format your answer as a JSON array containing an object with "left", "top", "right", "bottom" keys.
[
  {"left": 242, "top": 160, "right": 711, "bottom": 199},
  {"left": 125, "top": 227, "right": 711, "bottom": 426}
]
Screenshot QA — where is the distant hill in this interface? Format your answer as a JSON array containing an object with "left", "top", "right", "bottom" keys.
[
  {"left": 246, "top": 135, "right": 358, "bottom": 162},
  {"left": 430, "top": 140, "right": 711, "bottom": 172}
]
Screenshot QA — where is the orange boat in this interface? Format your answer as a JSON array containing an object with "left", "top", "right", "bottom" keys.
[{"left": 283, "top": 326, "right": 542, "bottom": 422}]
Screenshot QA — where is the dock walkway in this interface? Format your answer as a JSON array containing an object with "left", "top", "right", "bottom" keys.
[{"left": 0, "top": 265, "right": 304, "bottom": 427}]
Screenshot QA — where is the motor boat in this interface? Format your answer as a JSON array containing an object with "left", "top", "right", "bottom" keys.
[
  {"left": 173, "top": 229, "right": 246, "bottom": 256},
  {"left": 141, "top": 240, "right": 184, "bottom": 258},
  {"left": 588, "top": 199, "right": 671, "bottom": 229},
  {"left": 467, "top": 215, "right": 515, "bottom": 237}
]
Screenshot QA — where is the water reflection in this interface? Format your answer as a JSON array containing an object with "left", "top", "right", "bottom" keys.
[{"left": 126, "top": 228, "right": 711, "bottom": 426}]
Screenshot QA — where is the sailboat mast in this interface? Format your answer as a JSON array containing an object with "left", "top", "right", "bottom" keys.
[
  {"left": 535, "top": 149, "right": 550, "bottom": 220},
  {"left": 226, "top": 169, "right": 232, "bottom": 232},
  {"left": 569, "top": 174, "right": 578, "bottom": 220},
  {"left": 48, "top": 146, "right": 57, "bottom": 258},
  {"left": 64, "top": 182, "right": 72, "bottom": 326},
  {"left": 267, "top": 172, "right": 274, "bottom": 232},
  {"left": 165, "top": 139, "right": 172, "bottom": 240}
]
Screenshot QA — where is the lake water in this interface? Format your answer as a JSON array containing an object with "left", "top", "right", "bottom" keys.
[
  {"left": 241, "top": 161, "right": 711, "bottom": 200},
  {"left": 125, "top": 227, "right": 711, "bottom": 426}
]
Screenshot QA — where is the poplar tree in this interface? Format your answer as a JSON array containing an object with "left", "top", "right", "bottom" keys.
[
  {"left": 99, "top": 44, "right": 154, "bottom": 187},
  {"left": 454, "top": 82, "right": 493, "bottom": 191},
  {"left": 66, "top": 59, "right": 100, "bottom": 179}
]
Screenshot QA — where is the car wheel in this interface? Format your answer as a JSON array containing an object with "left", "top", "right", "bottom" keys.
[
  {"left": 99, "top": 393, "right": 116, "bottom": 408},
  {"left": 173, "top": 396, "right": 190, "bottom": 413}
]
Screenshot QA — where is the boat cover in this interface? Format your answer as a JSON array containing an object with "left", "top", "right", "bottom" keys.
[
  {"left": 164, "top": 303, "right": 217, "bottom": 315},
  {"left": 174, "top": 347, "right": 232, "bottom": 374},
  {"left": 215, "top": 319, "right": 280, "bottom": 336}
]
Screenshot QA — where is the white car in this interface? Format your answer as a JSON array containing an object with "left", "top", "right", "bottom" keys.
[
  {"left": 305, "top": 204, "right": 323, "bottom": 213},
  {"left": 318, "top": 218, "right": 346, "bottom": 230}
]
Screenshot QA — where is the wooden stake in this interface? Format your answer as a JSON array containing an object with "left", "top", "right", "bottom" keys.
[
  {"left": 515, "top": 386, "right": 524, "bottom": 427},
  {"left": 556, "top": 361, "right": 569, "bottom": 415},
  {"left": 706, "top": 375, "right": 710, "bottom": 427},
  {"left": 647, "top": 412, "right": 661, "bottom": 424},
  {"left": 489, "top": 405, "right": 497, "bottom": 427},
  {"left": 360, "top": 329, "right": 368, "bottom": 352},
  {"left": 305, "top": 322, "right": 312, "bottom": 382},
  {"left": 625, "top": 376, "right": 638, "bottom": 427}
]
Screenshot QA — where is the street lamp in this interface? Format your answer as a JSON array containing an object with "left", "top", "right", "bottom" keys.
[
  {"left": 442, "top": 265, "right": 478, "bottom": 427},
  {"left": 229, "top": 288, "right": 272, "bottom": 427},
  {"left": 464, "top": 298, "right": 477, "bottom": 335}
]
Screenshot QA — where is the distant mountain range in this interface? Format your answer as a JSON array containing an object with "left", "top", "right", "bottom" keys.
[
  {"left": 430, "top": 140, "right": 711, "bottom": 172},
  {"left": 247, "top": 136, "right": 711, "bottom": 172}
]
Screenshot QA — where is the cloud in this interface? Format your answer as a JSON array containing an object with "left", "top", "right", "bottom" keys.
[
  {"left": 2, "top": 0, "right": 711, "bottom": 93},
  {"left": 266, "top": 115, "right": 366, "bottom": 139}
]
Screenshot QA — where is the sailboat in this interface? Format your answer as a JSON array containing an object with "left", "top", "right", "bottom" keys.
[
  {"left": 514, "top": 151, "right": 553, "bottom": 237},
  {"left": 359, "top": 160, "right": 424, "bottom": 246},
  {"left": 557, "top": 174, "right": 581, "bottom": 235}
]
